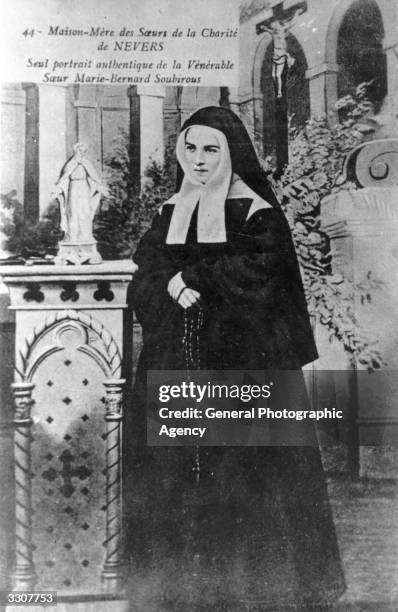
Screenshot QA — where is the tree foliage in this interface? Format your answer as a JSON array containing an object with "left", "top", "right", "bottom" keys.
[
  {"left": 94, "top": 130, "right": 176, "bottom": 259},
  {"left": 266, "top": 83, "right": 383, "bottom": 368},
  {"left": 0, "top": 191, "right": 61, "bottom": 258}
]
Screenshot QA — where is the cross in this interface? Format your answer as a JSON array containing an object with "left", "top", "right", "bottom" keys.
[
  {"left": 42, "top": 449, "right": 92, "bottom": 499},
  {"left": 256, "top": 1, "right": 307, "bottom": 176}
]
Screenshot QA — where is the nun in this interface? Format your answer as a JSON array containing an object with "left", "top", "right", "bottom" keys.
[{"left": 126, "top": 106, "right": 345, "bottom": 611}]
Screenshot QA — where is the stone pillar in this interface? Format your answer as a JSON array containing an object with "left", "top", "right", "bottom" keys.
[
  {"left": 0, "top": 85, "right": 22, "bottom": 573},
  {"left": 0, "top": 85, "right": 26, "bottom": 260},
  {"left": 180, "top": 87, "right": 199, "bottom": 125},
  {"left": 137, "top": 85, "right": 165, "bottom": 178},
  {"left": 377, "top": 0, "right": 398, "bottom": 115},
  {"left": 101, "top": 378, "right": 125, "bottom": 590},
  {"left": 382, "top": 39, "right": 398, "bottom": 116},
  {"left": 74, "top": 86, "right": 103, "bottom": 170},
  {"left": 22, "top": 84, "right": 40, "bottom": 224},
  {"left": 306, "top": 62, "right": 339, "bottom": 121},
  {"left": 128, "top": 86, "right": 141, "bottom": 188},
  {"left": 239, "top": 93, "right": 263, "bottom": 157},
  {"left": 164, "top": 87, "right": 182, "bottom": 149},
  {"left": 1, "top": 260, "right": 136, "bottom": 598},
  {"left": 227, "top": 87, "right": 241, "bottom": 116},
  {"left": 321, "top": 139, "right": 398, "bottom": 478},
  {"left": 11, "top": 382, "right": 37, "bottom": 590},
  {"left": 38, "top": 85, "right": 68, "bottom": 216},
  {"left": 0, "top": 84, "right": 26, "bottom": 205}
]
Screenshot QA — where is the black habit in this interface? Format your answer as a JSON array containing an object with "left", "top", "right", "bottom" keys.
[{"left": 125, "top": 107, "right": 345, "bottom": 611}]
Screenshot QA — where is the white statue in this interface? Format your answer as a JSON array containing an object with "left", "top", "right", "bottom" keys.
[
  {"left": 53, "top": 142, "right": 108, "bottom": 242},
  {"left": 52, "top": 143, "right": 108, "bottom": 264}
]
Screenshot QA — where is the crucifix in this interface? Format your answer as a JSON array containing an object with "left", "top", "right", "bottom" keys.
[{"left": 257, "top": 1, "right": 307, "bottom": 176}]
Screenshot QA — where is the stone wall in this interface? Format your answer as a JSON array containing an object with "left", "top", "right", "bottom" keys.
[{"left": 320, "top": 139, "right": 398, "bottom": 477}]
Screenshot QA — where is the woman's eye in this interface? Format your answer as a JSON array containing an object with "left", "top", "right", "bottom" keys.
[{"left": 185, "top": 145, "right": 195, "bottom": 152}]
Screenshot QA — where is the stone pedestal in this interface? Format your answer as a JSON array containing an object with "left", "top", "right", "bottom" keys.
[
  {"left": 321, "top": 180, "right": 398, "bottom": 478},
  {"left": 0, "top": 260, "right": 136, "bottom": 603},
  {"left": 55, "top": 241, "right": 102, "bottom": 266}
]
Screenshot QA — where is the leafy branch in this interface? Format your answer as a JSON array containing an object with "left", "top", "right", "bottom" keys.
[
  {"left": 266, "top": 83, "right": 384, "bottom": 369},
  {"left": 93, "top": 129, "right": 176, "bottom": 259},
  {"left": 0, "top": 191, "right": 61, "bottom": 258}
]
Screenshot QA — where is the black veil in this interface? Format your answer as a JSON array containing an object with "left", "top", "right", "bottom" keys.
[{"left": 176, "top": 106, "right": 280, "bottom": 208}]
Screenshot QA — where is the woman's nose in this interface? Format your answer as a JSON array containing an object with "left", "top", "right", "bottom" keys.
[{"left": 195, "top": 149, "right": 205, "bottom": 164}]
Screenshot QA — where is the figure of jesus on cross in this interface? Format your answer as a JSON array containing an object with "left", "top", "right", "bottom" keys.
[
  {"left": 259, "top": 7, "right": 304, "bottom": 98},
  {"left": 256, "top": 1, "right": 307, "bottom": 174},
  {"left": 257, "top": 2, "right": 306, "bottom": 99}
]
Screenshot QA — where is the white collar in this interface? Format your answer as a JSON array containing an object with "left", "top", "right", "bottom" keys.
[{"left": 163, "top": 173, "right": 272, "bottom": 236}]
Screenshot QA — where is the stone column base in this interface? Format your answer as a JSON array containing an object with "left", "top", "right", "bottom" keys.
[{"left": 55, "top": 241, "right": 102, "bottom": 265}]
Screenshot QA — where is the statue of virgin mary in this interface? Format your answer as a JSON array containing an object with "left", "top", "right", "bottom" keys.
[{"left": 52, "top": 142, "right": 108, "bottom": 243}]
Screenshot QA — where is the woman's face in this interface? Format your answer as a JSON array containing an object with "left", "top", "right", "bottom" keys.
[{"left": 184, "top": 126, "right": 221, "bottom": 184}]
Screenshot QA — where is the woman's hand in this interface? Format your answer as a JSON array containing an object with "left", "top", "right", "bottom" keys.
[
  {"left": 168, "top": 272, "right": 201, "bottom": 309},
  {"left": 177, "top": 287, "right": 201, "bottom": 309}
]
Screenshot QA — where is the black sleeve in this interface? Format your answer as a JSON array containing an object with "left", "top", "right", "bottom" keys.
[
  {"left": 131, "top": 211, "right": 178, "bottom": 328},
  {"left": 180, "top": 208, "right": 302, "bottom": 313}
]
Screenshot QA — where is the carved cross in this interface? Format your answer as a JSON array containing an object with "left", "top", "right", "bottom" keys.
[
  {"left": 42, "top": 449, "right": 91, "bottom": 498},
  {"left": 257, "top": 1, "right": 307, "bottom": 176}
]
